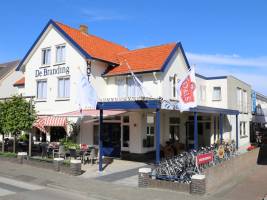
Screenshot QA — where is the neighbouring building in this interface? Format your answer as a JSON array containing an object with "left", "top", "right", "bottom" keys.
[
  {"left": 15, "top": 20, "right": 252, "bottom": 162},
  {"left": 250, "top": 91, "right": 267, "bottom": 143},
  {"left": 0, "top": 60, "right": 22, "bottom": 98}
]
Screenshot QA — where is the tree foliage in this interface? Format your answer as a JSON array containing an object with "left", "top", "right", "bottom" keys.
[
  {"left": 0, "top": 101, "right": 4, "bottom": 135},
  {"left": 1, "top": 96, "right": 36, "bottom": 135}
]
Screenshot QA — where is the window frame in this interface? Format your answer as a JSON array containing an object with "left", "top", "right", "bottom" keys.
[
  {"left": 243, "top": 90, "right": 248, "bottom": 114},
  {"left": 169, "top": 117, "right": 180, "bottom": 143},
  {"left": 57, "top": 76, "right": 70, "bottom": 99},
  {"left": 212, "top": 86, "right": 222, "bottom": 101},
  {"left": 36, "top": 79, "right": 47, "bottom": 100},
  {"left": 55, "top": 44, "right": 66, "bottom": 64},
  {"left": 41, "top": 47, "right": 51, "bottom": 66},
  {"left": 126, "top": 75, "right": 142, "bottom": 97}
]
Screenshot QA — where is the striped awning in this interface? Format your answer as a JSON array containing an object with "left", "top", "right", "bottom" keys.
[
  {"left": 33, "top": 116, "right": 67, "bottom": 134},
  {"left": 33, "top": 117, "right": 48, "bottom": 134},
  {"left": 43, "top": 116, "right": 67, "bottom": 127}
]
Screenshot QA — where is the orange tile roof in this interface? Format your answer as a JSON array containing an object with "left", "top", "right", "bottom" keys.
[
  {"left": 13, "top": 77, "right": 25, "bottom": 86},
  {"left": 104, "top": 43, "right": 177, "bottom": 76},
  {"left": 55, "top": 21, "right": 129, "bottom": 64}
]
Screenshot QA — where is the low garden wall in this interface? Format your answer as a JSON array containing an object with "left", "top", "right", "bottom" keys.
[
  {"left": 139, "top": 148, "right": 259, "bottom": 194},
  {"left": 0, "top": 152, "right": 81, "bottom": 176}
]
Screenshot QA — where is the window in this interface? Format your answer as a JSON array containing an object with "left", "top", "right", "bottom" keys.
[
  {"left": 127, "top": 76, "right": 142, "bottom": 97},
  {"left": 212, "top": 87, "right": 221, "bottom": 101},
  {"left": 237, "top": 88, "right": 242, "bottom": 111},
  {"left": 240, "top": 122, "right": 247, "bottom": 137},
  {"left": 56, "top": 45, "right": 66, "bottom": 63},
  {"left": 143, "top": 115, "right": 155, "bottom": 147},
  {"left": 122, "top": 125, "right": 130, "bottom": 148},
  {"left": 42, "top": 48, "right": 51, "bottom": 65},
  {"left": 243, "top": 90, "right": 248, "bottom": 113},
  {"left": 58, "top": 77, "right": 70, "bottom": 98},
  {"left": 37, "top": 80, "right": 47, "bottom": 100},
  {"left": 116, "top": 77, "right": 126, "bottom": 97},
  {"left": 169, "top": 117, "right": 180, "bottom": 143},
  {"left": 198, "top": 85, "right": 206, "bottom": 102},
  {"left": 93, "top": 125, "right": 99, "bottom": 145},
  {"left": 122, "top": 116, "right": 130, "bottom": 148},
  {"left": 172, "top": 74, "right": 177, "bottom": 98}
]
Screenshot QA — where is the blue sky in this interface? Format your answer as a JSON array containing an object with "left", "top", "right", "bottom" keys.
[{"left": 1, "top": 0, "right": 267, "bottom": 94}]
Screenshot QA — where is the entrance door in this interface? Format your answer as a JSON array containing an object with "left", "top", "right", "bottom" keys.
[
  {"left": 102, "top": 123, "right": 121, "bottom": 157},
  {"left": 185, "top": 122, "right": 204, "bottom": 149}
]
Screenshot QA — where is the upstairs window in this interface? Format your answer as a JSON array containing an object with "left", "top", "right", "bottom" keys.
[
  {"left": 116, "top": 77, "right": 126, "bottom": 98},
  {"left": 237, "top": 88, "right": 242, "bottom": 111},
  {"left": 172, "top": 74, "right": 177, "bottom": 98},
  {"left": 58, "top": 77, "right": 70, "bottom": 98},
  {"left": 243, "top": 90, "right": 248, "bottom": 113},
  {"left": 42, "top": 48, "right": 51, "bottom": 65},
  {"left": 56, "top": 45, "right": 66, "bottom": 64},
  {"left": 198, "top": 85, "right": 207, "bottom": 102},
  {"left": 37, "top": 80, "right": 47, "bottom": 100},
  {"left": 212, "top": 87, "right": 221, "bottom": 101},
  {"left": 127, "top": 76, "right": 142, "bottom": 97}
]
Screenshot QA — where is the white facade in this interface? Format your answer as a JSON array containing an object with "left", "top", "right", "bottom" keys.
[{"left": 17, "top": 21, "right": 253, "bottom": 157}]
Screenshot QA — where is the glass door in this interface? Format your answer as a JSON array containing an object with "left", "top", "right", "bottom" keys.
[{"left": 121, "top": 116, "right": 130, "bottom": 151}]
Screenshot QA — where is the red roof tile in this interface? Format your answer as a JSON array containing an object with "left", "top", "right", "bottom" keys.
[
  {"left": 13, "top": 77, "right": 25, "bottom": 86},
  {"left": 55, "top": 21, "right": 129, "bottom": 64},
  {"left": 104, "top": 43, "right": 177, "bottom": 76}
]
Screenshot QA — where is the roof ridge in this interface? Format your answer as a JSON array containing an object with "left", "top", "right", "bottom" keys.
[
  {"left": 0, "top": 59, "right": 20, "bottom": 67},
  {"left": 118, "top": 42, "right": 177, "bottom": 55},
  {"left": 54, "top": 20, "right": 128, "bottom": 51}
]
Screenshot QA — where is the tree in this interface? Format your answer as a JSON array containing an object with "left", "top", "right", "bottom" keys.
[
  {"left": 0, "top": 101, "right": 5, "bottom": 152},
  {"left": 2, "top": 96, "right": 36, "bottom": 153}
]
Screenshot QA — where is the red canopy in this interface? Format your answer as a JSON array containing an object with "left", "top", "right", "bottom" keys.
[{"left": 33, "top": 116, "right": 67, "bottom": 134}]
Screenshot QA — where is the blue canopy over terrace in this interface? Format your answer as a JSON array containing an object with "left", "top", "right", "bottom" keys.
[{"left": 96, "top": 99, "right": 239, "bottom": 171}]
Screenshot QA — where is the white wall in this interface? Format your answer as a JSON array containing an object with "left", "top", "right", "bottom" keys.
[
  {"left": 0, "top": 70, "right": 23, "bottom": 98},
  {"left": 23, "top": 25, "right": 109, "bottom": 115}
]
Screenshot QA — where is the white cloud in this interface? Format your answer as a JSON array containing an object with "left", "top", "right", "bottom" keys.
[
  {"left": 196, "top": 61, "right": 267, "bottom": 95},
  {"left": 81, "top": 8, "right": 128, "bottom": 22},
  {"left": 187, "top": 52, "right": 267, "bottom": 68}
]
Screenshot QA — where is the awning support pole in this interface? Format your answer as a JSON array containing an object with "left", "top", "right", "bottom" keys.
[
  {"left": 156, "top": 108, "right": 160, "bottom": 165},
  {"left": 98, "top": 109, "right": 103, "bottom": 172},
  {"left": 236, "top": 114, "right": 239, "bottom": 150},
  {"left": 219, "top": 113, "right": 223, "bottom": 144},
  {"left": 194, "top": 112, "right": 198, "bottom": 150}
]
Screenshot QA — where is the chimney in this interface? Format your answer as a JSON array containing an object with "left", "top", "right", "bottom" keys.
[{"left": 79, "top": 24, "right": 88, "bottom": 34}]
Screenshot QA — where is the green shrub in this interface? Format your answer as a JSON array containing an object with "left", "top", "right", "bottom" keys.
[
  {"left": 0, "top": 152, "right": 17, "bottom": 157},
  {"left": 59, "top": 138, "right": 80, "bottom": 150}
]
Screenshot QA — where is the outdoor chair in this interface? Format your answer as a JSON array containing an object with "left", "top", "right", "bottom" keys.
[
  {"left": 88, "top": 148, "right": 99, "bottom": 165},
  {"left": 69, "top": 149, "right": 81, "bottom": 160},
  {"left": 54, "top": 145, "right": 66, "bottom": 159}
]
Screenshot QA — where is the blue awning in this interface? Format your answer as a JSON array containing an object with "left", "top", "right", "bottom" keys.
[{"left": 97, "top": 100, "right": 239, "bottom": 115}]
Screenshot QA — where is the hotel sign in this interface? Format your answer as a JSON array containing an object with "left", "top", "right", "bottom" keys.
[{"left": 35, "top": 65, "right": 69, "bottom": 78}]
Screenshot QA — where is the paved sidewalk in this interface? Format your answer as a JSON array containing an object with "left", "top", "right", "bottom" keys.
[
  {"left": 0, "top": 160, "right": 267, "bottom": 200},
  {"left": 81, "top": 160, "right": 148, "bottom": 187},
  {"left": 0, "top": 161, "right": 199, "bottom": 200}
]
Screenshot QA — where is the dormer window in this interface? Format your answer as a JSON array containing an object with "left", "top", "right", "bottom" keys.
[{"left": 42, "top": 48, "right": 51, "bottom": 65}]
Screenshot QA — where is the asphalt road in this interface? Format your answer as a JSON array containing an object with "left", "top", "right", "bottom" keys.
[{"left": 0, "top": 176, "right": 92, "bottom": 200}]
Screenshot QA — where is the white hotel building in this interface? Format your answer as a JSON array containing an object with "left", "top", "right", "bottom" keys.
[{"left": 15, "top": 20, "right": 252, "bottom": 163}]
